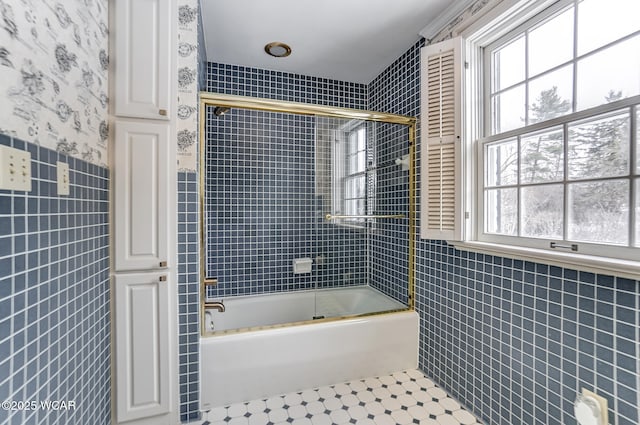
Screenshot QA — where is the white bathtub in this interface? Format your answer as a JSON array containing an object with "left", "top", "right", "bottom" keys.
[
  {"left": 205, "top": 286, "right": 407, "bottom": 332},
  {"left": 200, "top": 286, "right": 418, "bottom": 409}
]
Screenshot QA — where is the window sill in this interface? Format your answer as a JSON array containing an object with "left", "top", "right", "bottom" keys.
[{"left": 449, "top": 240, "right": 640, "bottom": 280}]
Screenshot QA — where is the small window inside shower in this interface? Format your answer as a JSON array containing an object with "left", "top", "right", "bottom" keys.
[
  {"left": 325, "top": 119, "right": 376, "bottom": 227},
  {"left": 343, "top": 125, "right": 366, "bottom": 221}
]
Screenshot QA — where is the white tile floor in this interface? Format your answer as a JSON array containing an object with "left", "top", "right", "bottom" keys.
[{"left": 197, "top": 370, "right": 482, "bottom": 425}]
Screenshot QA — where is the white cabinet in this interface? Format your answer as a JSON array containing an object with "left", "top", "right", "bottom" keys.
[
  {"left": 114, "top": 272, "right": 171, "bottom": 423},
  {"left": 113, "top": 0, "right": 171, "bottom": 120},
  {"left": 111, "top": 0, "right": 177, "bottom": 422},
  {"left": 114, "top": 120, "right": 169, "bottom": 271}
]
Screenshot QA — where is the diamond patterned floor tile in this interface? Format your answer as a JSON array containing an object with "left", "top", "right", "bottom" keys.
[{"left": 197, "top": 370, "right": 483, "bottom": 425}]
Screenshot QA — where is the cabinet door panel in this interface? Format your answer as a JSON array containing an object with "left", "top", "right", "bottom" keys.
[
  {"left": 114, "top": 121, "right": 169, "bottom": 271},
  {"left": 115, "top": 272, "right": 171, "bottom": 422},
  {"left": 114, "top": 0, "right": 171, "bottom": 119}
]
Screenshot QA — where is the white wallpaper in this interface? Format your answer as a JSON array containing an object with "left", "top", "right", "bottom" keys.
[
  {"left": 0, "top": 0, "right": 109, "bottom": 166},
  {"left": 177, "top": 0, "right": 199, "bottom": 172}
]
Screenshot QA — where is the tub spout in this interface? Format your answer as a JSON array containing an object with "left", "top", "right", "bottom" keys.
[{"left": 205, "top": 301, "right": 225, "bottom": 312}]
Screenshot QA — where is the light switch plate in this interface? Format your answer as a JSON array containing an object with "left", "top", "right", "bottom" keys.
[
  {"left": 0, "top": 145, "right": 31, "bottom": 191},
  {"left": 57, "top": 161, "right": 70, "bottom": 196}
]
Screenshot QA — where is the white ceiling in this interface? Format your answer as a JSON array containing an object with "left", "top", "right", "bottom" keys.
[{"left": 201, "top": 0, "right": 469, "bottom": 84}]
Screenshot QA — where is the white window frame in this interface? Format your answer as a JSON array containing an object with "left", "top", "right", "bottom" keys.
[
  {"left": 477, "top": 98, "right": 639, "bottom": 258},
  {"left": 451, "top": 0, "right": 640, "bottom": 278},
  {"left": 332, "top": 120, "right": 372, "bottom": 229},
  {"left": 343, "top": 125, "right": 368, "bottom": 219}
]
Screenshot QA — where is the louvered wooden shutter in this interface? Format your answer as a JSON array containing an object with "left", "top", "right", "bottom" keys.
[{"left": 420, "top": 37, "right": 463, "bottom": 241}]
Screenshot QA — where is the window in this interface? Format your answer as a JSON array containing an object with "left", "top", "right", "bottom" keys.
[
  {"left": 343, "top": 126, "right": 367, "bottom": 220},
  {"left": 477, "top": 0, "right": 640, "bottom": 261},
  {"left": 332, "top": 123, "right": 374, "bottom": 226}
]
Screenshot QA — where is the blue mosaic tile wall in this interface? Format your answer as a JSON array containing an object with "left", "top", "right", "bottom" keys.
[
  {"left": 366, "top": 41, "right": 424, "bottom": 306},
  {"left": 371, "top": 40, "right": 639, "bottom": 425},
  {"left": 203, "top": 106, "right": 369, "bottom": 298},
  {"left": 367, "top": 122, "right": 412, "bottom": 305},
  {"left": 369, "top": 40, "right": 424, "bottom": 116},
  {"left": 206, "top": 63, "right": 367, "bottom": 108},
  {"left": 0, "top": 135, "right": 110, "bottom": 425},
  {"left": 203, "top": 63, "right": 372, "bottom": 298},
  {"left": 417, "top": 241, "right": 639, "bottom": 425},
  {"left": 178, "top": 172, "right": 200, "bottom": 422}
]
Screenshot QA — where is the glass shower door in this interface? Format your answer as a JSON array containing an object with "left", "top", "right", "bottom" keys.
[
  {"left": 201, "top": 99, "right": 414, "bottom": 333},
  {"left": 313, "top": 116, "right": 411, "bottom": 319}
]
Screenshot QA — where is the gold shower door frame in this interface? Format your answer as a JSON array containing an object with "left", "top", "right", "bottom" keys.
[{"left": 198, "top": 92, "right": 417, "bottom": 336}]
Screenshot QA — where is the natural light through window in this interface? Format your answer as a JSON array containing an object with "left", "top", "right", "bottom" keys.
[
  {"left": 344, "top": 126, "right": 367, "bottom": 220},
  {"left": 479, "top": 0, "right": 640, "bottom": 261},
  {"left": 487, "top": 0, "right": 640, "bottom": 133}
]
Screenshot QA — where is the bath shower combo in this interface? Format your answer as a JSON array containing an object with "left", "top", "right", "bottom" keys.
[{"left": 198, "top": 93, "right": 419, "bottom": 409}]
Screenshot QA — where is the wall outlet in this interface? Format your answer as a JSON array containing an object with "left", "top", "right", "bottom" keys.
[
  {"left": 0, "top": 145, "right": 31, "bottom": 191},
  {"left": 56, "top": 161, "right": 70, "bottom": 196}
]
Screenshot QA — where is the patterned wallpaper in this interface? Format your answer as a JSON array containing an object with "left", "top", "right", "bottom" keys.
[
  {"left": 176, "top": 0, "right": 200, "bottom": 420},
  {"left": 0, "top": 0, "right": 109, "bottom": 166},
  {"left": 427, "top": 0, "right": 500, "bottom": 44},
  {"left": 177, "top": 0, "right": 199, "bottom": 172},
  {"left": 0, "top": 0, "right": 200, "bottom": 169}
]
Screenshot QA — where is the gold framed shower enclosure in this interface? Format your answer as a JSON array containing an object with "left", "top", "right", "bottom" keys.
[{"left": 198, "top": 92, "right": 417, "bottom": 336}]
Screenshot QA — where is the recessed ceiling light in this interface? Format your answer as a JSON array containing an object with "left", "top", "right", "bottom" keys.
[{"left": 264, "top": 42, "right": 292, "bottom": 58}]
